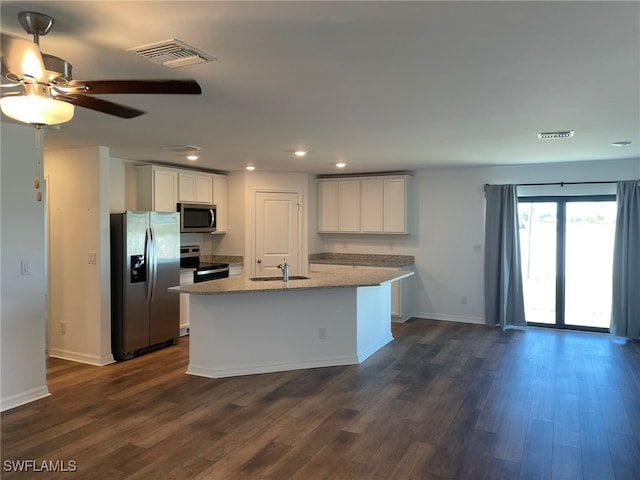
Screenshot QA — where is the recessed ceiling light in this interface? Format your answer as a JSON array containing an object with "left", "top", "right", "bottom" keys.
[
  {"left": 245, "top": 165, "right": 256, "bottom": 171},
  {"left": 186, "top": 154, "right": 200, "bottom": 161},
  {"left": 293, "top": 150, "right": 308, "bottom": 157},
  {"left": 336, "top": 162, "right": 347, "bottom": 168},
  {"left": 611, "top": 141, "right": 632, "bottom": 147}
]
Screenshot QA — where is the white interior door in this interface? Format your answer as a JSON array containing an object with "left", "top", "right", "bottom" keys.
[{"left": 255, "top": 191, "right": 300, "bottom": 277}]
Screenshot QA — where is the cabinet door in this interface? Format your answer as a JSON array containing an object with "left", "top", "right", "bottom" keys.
[
  {"left": 383, "top": 177, "right": 406, "bottom": 233},
  {"left": 338, "top": 180, "right": 361, "bottom": 232},
  {"left": 178, "top": 172, "right": 196, "bottom": 202},
  {"left": 361, "top": 179, "right": 384, "bottom": 232},
  {"left": 318, "top": 181, "right": 339, "bottom": 232},
  {"left": 228, "top": 265, "right": 243, "bottom": 277},
  {"left": 212, "top": 175, "right": 227, "bottom": 232},
  {"left": 153, "top": 169, "right": 178, "bottom": 212},
  {"left": 195, "top": 174, "right": 213, "bottom": 204},
  {"left": 178, "top": 172, "right": 213, "bottom": 204}
]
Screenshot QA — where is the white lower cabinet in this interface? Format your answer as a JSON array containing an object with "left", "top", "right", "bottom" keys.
[
  {"left": 229, "top": 265, "right": 243, "bottom": 277},
  {"left": 179, "top": 270, "right": 194, "bottom": 335}
]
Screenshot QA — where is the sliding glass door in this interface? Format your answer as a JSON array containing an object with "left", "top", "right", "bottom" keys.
[{"left": 518, "top": 196, "right": 616, "bottom": 332}]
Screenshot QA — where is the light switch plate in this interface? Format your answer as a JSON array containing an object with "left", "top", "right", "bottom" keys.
[{"left": 21, "top": 260, "right": 31, "bottom": 276}]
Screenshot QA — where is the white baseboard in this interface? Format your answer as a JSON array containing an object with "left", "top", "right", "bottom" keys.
[
  {"left": 48, "top": 348, "right": 115, "bottom": 366},
  {"left": 188, "top": 354, "right": 359, "bottom": 379},
  {"left": 357, "top": 335, "right": 394, "bottom": 362},
  {"left": 1, "top": 385, "right": 50, "bottom": 412},
  {"left": 411, "top": 312, "right": 485, "bottom": 325}
]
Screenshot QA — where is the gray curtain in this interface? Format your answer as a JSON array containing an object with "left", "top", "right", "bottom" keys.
[
  {"left": 611, "top": 180, "right": 640, "bottom": 338},
  {"left": 484, "top": 184, "right": 526, "bottom": 329}
]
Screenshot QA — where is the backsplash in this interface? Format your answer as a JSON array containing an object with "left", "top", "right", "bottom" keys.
[{"left": 309, "top": 252, "right": 414, "bottom": 267}]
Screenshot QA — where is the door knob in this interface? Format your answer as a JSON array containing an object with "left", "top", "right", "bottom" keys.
[{"left": 257, "top": 259, "right": 262, "bottom": 264}]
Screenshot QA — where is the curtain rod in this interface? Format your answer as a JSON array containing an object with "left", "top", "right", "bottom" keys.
[
  {"left": 485, "top": 180, "right": 622, "bottom": 187},
  {"left": 517, "top": 180, "right": 618, "bottom": 187}
]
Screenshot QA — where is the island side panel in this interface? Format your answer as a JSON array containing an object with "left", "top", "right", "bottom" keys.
[
  {"left": 356, "top": 283, "right": 394, "bottom": 362},
  {"left": 187, "top": 288, "right": 359, "bottom": 378}
]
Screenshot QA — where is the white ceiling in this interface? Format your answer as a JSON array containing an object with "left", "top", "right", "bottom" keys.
[{"left": 1, "top": 1, "right": 639, "bottom": 175}]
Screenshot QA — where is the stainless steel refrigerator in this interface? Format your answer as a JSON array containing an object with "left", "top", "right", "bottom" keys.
[{"left": 110, "top": 211, "right": 180, "bottom": 360}]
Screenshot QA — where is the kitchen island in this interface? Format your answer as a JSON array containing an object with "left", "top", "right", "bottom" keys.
[{"left": 170, "top": 268, "right": 414, "bottom": 378}]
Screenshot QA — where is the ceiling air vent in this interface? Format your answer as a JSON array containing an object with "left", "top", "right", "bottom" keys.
[
  {"left": 537, "top": 130, "right": 574, "bottom": 139},
  {"left": 128, "top": 39, "right": 216, "bottom": 68},
  {"left": 161, "top": 144, "right": 202, "bottom": 153}
]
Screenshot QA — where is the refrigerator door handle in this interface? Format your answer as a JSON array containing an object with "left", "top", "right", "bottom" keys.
[
  {"left": 150, "top": 227, "right": 159, "bottom": 303},
  {"left": 145, "top": 227, "right": 154, "bottom": 304}
]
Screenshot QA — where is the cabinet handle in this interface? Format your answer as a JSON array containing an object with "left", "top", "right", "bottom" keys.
[{"left": 257, "top": 259, "right": 262, "bottom": 264}]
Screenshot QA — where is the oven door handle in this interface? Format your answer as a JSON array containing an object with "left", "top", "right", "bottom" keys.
[{"left": 197, "top": 268, "right": 229, "bottom": 276}]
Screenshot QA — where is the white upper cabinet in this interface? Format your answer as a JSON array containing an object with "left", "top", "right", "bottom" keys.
[
  {"left": 136, "top": 166, "right": 228, "bottom": 228},
  {"left": 338, "top": 180, "right": 361, "bottom": 232},
  {"left": 178, "top": 171, "right": 213, "bottom": 205},
  {"left": 212, "top": 174, "right": 227, "bottom": 233},
  {"left": 361, "top": 179, "right": 384, "bottom": 232},
  {"left": 318, "top": 175, "right": 409, "bottom": 234},
  {"left": 382, "top": 177, "right": 407, "bottom": 233},
  {"left": 318, "top": 181, "right": 339, "bottom": 232},
  {"left": 136, "top": 165, "right": 178, "bottom": 213}
]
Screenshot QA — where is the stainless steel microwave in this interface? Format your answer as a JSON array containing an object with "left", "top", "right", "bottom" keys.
[{"left": 178, "top": 203, "right": 217, "bottom": 233}]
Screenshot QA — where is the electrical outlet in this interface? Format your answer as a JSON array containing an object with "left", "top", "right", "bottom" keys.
[
  {"left": 461, "top": 296, "right": 468, "bottom": 305},
  {"left": 60, "top": 322, "right": 67, "bottom": 334},
  {"left": 20, "top": 260, "right": 31, "bottom": 276},
  {"left": 88, "top": 252, "right": 97, "bottom": 264},
  {"left": 318, "top": 327, "right": 327, "bottom": 340}
]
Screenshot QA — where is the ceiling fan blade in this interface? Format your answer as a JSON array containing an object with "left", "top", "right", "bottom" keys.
[
  {"left": 62, "top": 94, "right": 146, "bottom": 119},
  {"left": 68, "top": 79, "right": 201, "bottom": 95},
  {"left": 1, "top": 33, "right": 45, "bottom": 81}
]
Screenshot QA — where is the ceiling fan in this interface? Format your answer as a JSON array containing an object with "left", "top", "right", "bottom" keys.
[{"left": 0, "top": 11, "right": 202, "bottom": 128}]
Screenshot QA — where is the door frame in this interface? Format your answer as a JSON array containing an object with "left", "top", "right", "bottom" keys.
[
  {"left": 249, "top": 188, "right": 307, "bottom": 279},
  {"left": 518, "top": 194, "right": 616, "bottom": 333}
]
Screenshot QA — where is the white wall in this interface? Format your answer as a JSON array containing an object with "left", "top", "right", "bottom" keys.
[
  {"left": 109, "top": 157, "right": 137, "bottom": 212},
  {"left": 0, "top": 123, "right": 49, "bottom": 411},
  {"left": 317, "top": 158, "right": 640, "bottom": 324},
  {"left": 45, "top": 146, "right": 114, "bottom": 365}
]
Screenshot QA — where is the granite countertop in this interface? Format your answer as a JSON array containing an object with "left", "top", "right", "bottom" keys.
[
  {"left": 309, "top": 252, "right": 414, "bottom": 267},
  {"left": 170, "top": 267, "right": 414, "bottom": 296}
]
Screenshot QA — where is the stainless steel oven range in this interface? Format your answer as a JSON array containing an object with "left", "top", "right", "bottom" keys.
[{"left": 180, "top": 245, "right": 229, "bottom": 283}]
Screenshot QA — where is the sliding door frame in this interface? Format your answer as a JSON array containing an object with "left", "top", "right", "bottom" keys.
[{"left": 518, "top": 194, "right": 615, "bottom": 333}]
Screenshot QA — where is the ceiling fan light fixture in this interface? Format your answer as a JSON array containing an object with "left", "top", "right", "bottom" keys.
[{"left": 0, "top": 94, "right": 74, "bottom": 126}]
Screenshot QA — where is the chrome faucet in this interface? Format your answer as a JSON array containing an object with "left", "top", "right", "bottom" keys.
[{"left": 277, "top": 259, "right": 289, "bottom": 282}]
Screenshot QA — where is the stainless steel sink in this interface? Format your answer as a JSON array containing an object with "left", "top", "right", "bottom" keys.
[{"left": 249, "top": 276, "right": 310, "bottom": 281}]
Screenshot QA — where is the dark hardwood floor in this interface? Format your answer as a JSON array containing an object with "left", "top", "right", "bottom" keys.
[{"left": 2, "top": 319, "right": 639, "bottom": 479}]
